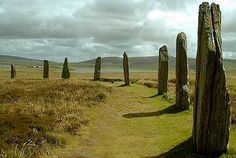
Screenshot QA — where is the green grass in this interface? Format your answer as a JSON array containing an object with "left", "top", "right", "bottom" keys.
[
  {"left": 0, "top": 69, "right": 235, "bottom": 158},
  {"left": 50, "top": 83, "right": 236, "bottom": 158}
]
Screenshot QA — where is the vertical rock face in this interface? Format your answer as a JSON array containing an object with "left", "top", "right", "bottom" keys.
[
  {"left": 43, "top": 60, "right": 49, "bottom": 79},
  {"left": 10, "top": 64, "right": 16, "bottom": 79},
  {"left": 158, "top": 45, "right": 168, "bottom": 95},
  {"left": 123, "top": 52, "right": 130, "bottom": 86},
  {"left": 176, "top": 32, "right": 190, "bottom": 110},
  {"left": 94, "top": 57, "right": 102, "bottom": 81},
  {"left": 193, "top": 2, "right": 231, "bottom": 155},
  {"left": 62, "top": 57, "right": 70, "bottom": 79}
]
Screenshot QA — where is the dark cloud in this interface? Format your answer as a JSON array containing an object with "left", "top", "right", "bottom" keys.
[{"left": 0, "top": 0, "right": 235, "bottom": 61}]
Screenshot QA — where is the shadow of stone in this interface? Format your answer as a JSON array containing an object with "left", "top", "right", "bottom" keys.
[
  {"left": 118, "top": 84, "right": 130, "bottom": 87},
  {"left": 99, "top": 78, "right": 123, "bottom": 83},
  {"left": 142, "top": 137, "right": 211, "bottom": 158},
  {"left": 123, "top": 104, "right": 184, "bottom": 118},
  {"left": 142, "top": 93, "right": 161, "bottom": 98}
]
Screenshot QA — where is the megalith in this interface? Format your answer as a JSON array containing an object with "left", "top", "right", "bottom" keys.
[
  {"left": 94, "top": 57, "right": 101, "bottom": 81},
  {"left": 11, "top": 64, "right": 16, "bottom": 79},
  {"left": 193, "top": 2, "right": 231, "bottom": 155},
  {"left": 43, "top": 60, "right": 49, "bottom": 79},
  {"left": 176, "top": 32, "right": 190, "bottom": 110},
  {"left": 123, "top": 52, "right": 130, "bottom": 86},
  {"left": 62, "top": 57, "right": 70, "bottom": 79},
  {"left": 158, "top": 45, "right": 168, "bottom": 95}
]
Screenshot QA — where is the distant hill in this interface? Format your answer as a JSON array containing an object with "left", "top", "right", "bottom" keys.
[
  {"left": 73, "top": 56, "right": 236, "bottom": 72},
  {"left": 0, "top": 55, "right": 58, "bottom": 67},
  {"left": 1, "top": 55, "right": 236, "bottom": 72}
]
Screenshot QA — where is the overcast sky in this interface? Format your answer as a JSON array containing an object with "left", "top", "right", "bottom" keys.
[{"left": 0, "top": 0, "right": 235, "bottom": 62}]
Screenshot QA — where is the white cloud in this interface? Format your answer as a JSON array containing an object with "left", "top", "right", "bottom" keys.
[{"left": 0, "top": 0, "right": 235, "bottom": 61}]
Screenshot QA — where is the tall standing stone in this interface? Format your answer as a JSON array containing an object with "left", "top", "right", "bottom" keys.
[
  {"left": 123, "top": 52, "right": 129, "bottom": 86},
  {"left": 193, "top": 2, "right": 231, "bottom": 155},
  {"left": 158, "top": 45, "right": 168, "bottom": 95},
  {"left": 43, "top": 60, "right": 49, "bottom": 79},
  {"left": 94, "top": 57, "right": 102, "bottom": 81},
  {"left": 176, "top": 32, "right": 190, "bottom": 110},
  {"left": 62, "top": 57, "right": 70, "bottom": 79},
  {"left": 10, "top": 64, "right": 16, "bottom": 79}
]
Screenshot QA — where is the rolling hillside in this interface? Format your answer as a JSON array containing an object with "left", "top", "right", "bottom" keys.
[
  {"left": 71, "top": 56, "right": 192, "bottom": 70},
  {"left": 1, "top": 55, "right": 236, "bottom": 72},
  {"left": 72, "top": 56, "right": 236, "bottom": 72},
  {"left": 0, "top": 55, "right": 59, "bottom": 68}
]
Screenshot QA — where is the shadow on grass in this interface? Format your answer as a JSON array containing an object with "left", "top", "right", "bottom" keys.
[
  {"left": 123, "top": 104, "right": 184, "bottom": 118},
  {"left": 142, "top": 137, "right": 210, "bottom": 158},
  {"left": 142, "top": 93, "right": 161, "bottom": 98},
  {"left": 118, "top": 84, "right": 130, "bottom": 87},
  {"left": 99, "top": 78, "right": 123, "bottom": 83}
]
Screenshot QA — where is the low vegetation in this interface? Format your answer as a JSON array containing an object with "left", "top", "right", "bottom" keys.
[
  {"left": 0, "top": 68, "right": 235, "bottom": 157},
  {"left": 0, "top": 79, "right": 111, "bottom": 157},
  {"left": 130, "top": 72, "right": 236, "bottom": 123},
  {"left": 53, "top": 83, "right": 235, "bottom": 158}
]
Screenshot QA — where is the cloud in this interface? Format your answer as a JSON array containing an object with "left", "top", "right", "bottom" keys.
[{"left": 0, "top": 0, "right": 235, "bottom": 61}]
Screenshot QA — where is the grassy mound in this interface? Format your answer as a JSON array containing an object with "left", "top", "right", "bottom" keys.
[{"left": 0, "top": 80, "right": 111, "bottom": 158}]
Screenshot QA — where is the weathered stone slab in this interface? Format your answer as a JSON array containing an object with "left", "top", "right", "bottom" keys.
[
  {"left": 123, "top": 52, "right": 129, "bottom": 86},
  {"left": 43, "top": 60, "right": 49, "bottom": 79},
  {"left": 193, "top": 2, "right": 231, "bottom": 155},
  {"left": 10, "top": 64, "right": 16, "bottom": 79},
  {"left": 94, "top": 57, "right": 101, "bottom": 81},
  {"left": 158, "top": 45, "right": 168, "bottom": 95},
  {"left": 62, "top": 57, "right": 70, "bottom": 79},
  {"left": 176, "top": 32, "right": 190, "bottom": 110}
]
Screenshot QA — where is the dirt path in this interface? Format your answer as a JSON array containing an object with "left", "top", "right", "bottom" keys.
[
  {"left": 46, "top": 83, "right": 236, "bottom": 158},
  {"left": 68, "top": 83, "right": 192, "bottom": 158}
]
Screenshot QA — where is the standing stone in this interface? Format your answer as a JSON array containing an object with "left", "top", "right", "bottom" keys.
[
  {"left": 62, "top": 57, "right": 70, "bottom": 79},
  {"left": 10, "top": 64, "right": 16, "bottom": 79},
  {"left": 94, "top": 57, "right": 101, "bottom": 81},
  {"left": 123, "top": 52, "right": 129, "bottom": 86},
  {"left": 176, "top": 32, "right": 190, "bottom": 110},
  {"left": 193, "top": 2, "right": 231, "bottom": 155},
  {"left": 158, "top": 45, "right": 168, "bottom": 95},
  {"left": 43, "top": 60, "right": 49, "bottom": 79}
]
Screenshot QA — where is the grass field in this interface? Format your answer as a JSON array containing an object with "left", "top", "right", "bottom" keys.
[
  {"left": 0, "top": 68, "right": 235, "bottom": 158},
  {"left": 0, "top": 79, "right": 111, "bottom": 157}
]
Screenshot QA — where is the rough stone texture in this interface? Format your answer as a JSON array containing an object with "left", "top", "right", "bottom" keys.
[
  {"left": 62, "top": 57, "right": 70, "bottom": 79},
  {"left": 123, "top": 52, "right": 130, "bottom": 86},
  {"left": 43, "top": 60, "right": 49, "bottom": 79},
  {"left": 176, "top": 32, "right": 190, "bottom": 110},
  {"left": 10, "top": 64, "right": 16, "bottom": 79},
  {"left": 94, "top": 57, "right": 102, "bottom": 81},
  {"left": 193, "top": 2, "right": 231, "bottom": 155},
  {"left": 158, "top": 45, "right": 168, "bottom": 95}
]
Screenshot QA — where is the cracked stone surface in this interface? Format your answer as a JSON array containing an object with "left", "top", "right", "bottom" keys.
[
  {"left": 123, "top": 52, "right": 130, "bottom": 86},
  {"left": 94, "top": 57, "right": 101, "bottom": 81},
  {"left": 176, "top": 32, "right": 190, "bottom": 110},
  {"left": 43, "top": 60, "right": 49, "bottom": 79},
  {"left": 158, "top": 45, "right": 168, "bottom": 95},
  {"left": 193, "top": 2, "right": 231, "bottom": 155},
  {"left": 62, "top": 57, "right": 70, "bottom": 79}
]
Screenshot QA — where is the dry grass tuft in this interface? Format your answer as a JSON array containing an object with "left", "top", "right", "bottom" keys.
[{"left": 0, "top": 79, "right": 111, "bottom": 158}]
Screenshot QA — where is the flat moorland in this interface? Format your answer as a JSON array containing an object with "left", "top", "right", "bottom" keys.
[{"left": 0, "top": 69, "right": 235, "bottom": 158}]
